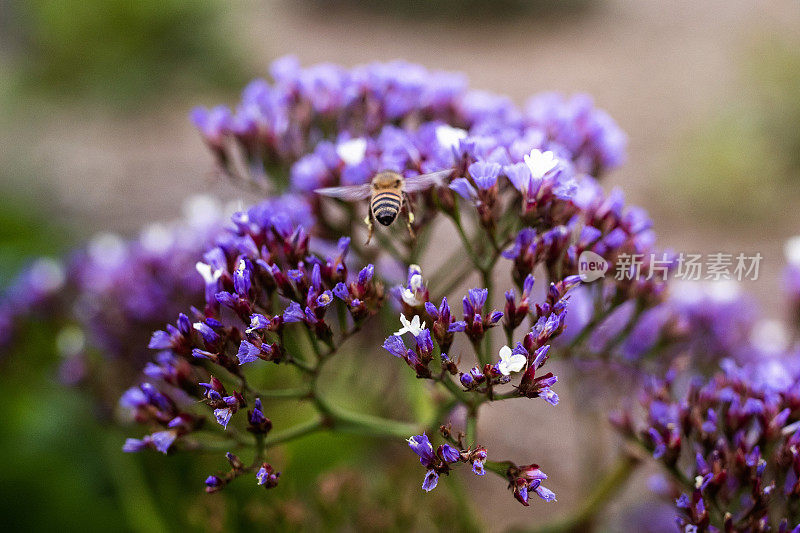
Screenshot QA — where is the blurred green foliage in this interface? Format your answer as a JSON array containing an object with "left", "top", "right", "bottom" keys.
[
  {"left": 748, "top": 38, "right": 800, "bottom": 177},
  {"left": 0, "top": 194, "right": 68, "bottom": 280},
  {"left": 9, "top": 0, "right": 246, "bottom": 105},
  {"left": 658, "top": 38, "right": 800, "bottom": 225}
]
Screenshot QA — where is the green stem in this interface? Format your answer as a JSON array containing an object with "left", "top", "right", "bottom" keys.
[
  {"left": 314, "top": 394, "right": 420, "bottom": 439},
  {"left": 264, "top": 416, "right": 326, "bottom": 448},
  {"left": 257, "top": 386, "right": 312, "bottom": 400},
  {"left": 438, "top": 375, "right": 473, "bottom": 406},
  {"left": 491, "top": 389, "right": 521, "bottom": 401},
  {"left": 465, "top": 405, "right": 479, "bottom": 445},
  {"left": 447, "top": 208, "right": 481, "bottom": 266},
  {"left": 448, "top": 471, "right": 484, "bottom": 532},
  {"left": 335, "top": 408, "right": 419, "bottom": 439},
  {"left": 287, "top": 356, "right": 316, "bottom": 373},
  {"left": 483, "top": 460, "right": 514, "bottom": 477}
]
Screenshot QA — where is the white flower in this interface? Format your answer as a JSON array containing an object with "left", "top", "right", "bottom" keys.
[
  {"left": 497, "top": 345, "right": 526, "bottom": 376},
  {"left": 401, "top": 288, "right": 421, "bottom": 306},
  {"left": 523, "top": 149, "right": 559, "bottom": 179},
  {"left": 435, "top": 125, "right": 468, "bottom": 151},
  {"left": 336, "top": 138, "right": 367, "bottom": 165},
  {"left": 394, "top": 314, "right": 426, "bottom": 337},
  {"left": 401, "top": 269, "right": 425, "bottom": 306},
  {"left": 196, "top": 261, "right": 223, "bottom": 285}
]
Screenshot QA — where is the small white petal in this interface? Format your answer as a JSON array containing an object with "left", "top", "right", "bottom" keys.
[
  {"left": 396, "top": 314, "right": 426, "bottom": 337},
  {"left": 401, "top": 288, "right": 421, "bottom": 307},
  {"left": 394, "top": 314, "right": 411, "bottom": 336},
  {"left": 336, "top": 138, "right": 368, "bottom": 165},
  {"left": 435, "top": 125, "right": 468, "bottom": 151},
  {"left": 498, "top": 345, "right": 526, "bottom": 375},
  {"left": 524, "top": 149, "right": 559, "bottom": 179},
  {"left": 508, "top": 353, "right": 527, "bottom": 373},
  {"left": 196, "top": 262, "right": 222, "bottom": 285}
]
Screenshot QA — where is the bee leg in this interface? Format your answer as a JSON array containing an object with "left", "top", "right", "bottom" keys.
[
  {"left": 364, "top": 213, "right": 374, "bottom": 245},
  {"left": 405, "top": 201, "right": 416, "bottom": 240}
]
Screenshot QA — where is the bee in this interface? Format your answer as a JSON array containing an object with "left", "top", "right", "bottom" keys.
[{"left": 315, "top": 169, "right": 453, "bottom": 244}]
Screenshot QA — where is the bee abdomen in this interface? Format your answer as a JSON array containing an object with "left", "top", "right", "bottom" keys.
[{"left": 371, "top": 192, "right": 401, "bottom": 226}]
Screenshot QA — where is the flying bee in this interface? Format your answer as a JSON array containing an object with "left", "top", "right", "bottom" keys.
[{"left": 315, "top": 169, "right": 453, "bottom": 244}]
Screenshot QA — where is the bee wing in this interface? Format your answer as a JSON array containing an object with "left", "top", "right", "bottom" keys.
[
  {"left": 403, "top": 168, "right": 454, "bottom": 193},
  {"left": 314, "top": 184, "right": 372, "bottom": 201}
]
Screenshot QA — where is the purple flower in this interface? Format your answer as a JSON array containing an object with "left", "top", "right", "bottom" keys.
[
  {"left": 440, "top": 444, "right": 460, "bottom": 463},
  {"left": 190, "top": 106, "right": 231, "bottom": 146},
  {"left": 408, "top": 433, "right": 434, "bottom": 466},
  {"left": 205, "top": 475, "right": 224, "bottom": 493},
  {"left": 214, "top": 408, "right": 233, "bottom": 429},
  {"left": 449, "top": 178, "right": 477, "bottom": 201},
  {"left": 122, "top": 430, "right": 177, "bottom": 455},
  {"left": 422, "top": 470, "right": 439, "bottom": 492},
  {"left": 383, "top": 335, "right": 407, "bottom": 359},
  {"left": 468, "top": 160, "right": 501, "bottom": 190},
  {"left": 282, "top": 301, "right": 305, "bottom": 323},
  {"left": 358, "top": 265, "right": 374, "bottom": 286},
  {"left": 291, "top": 153, "right": 330, "bottom": 192},
  {"left": 255, "top": 463, "right": 280, "bottom": 488},
  {"left": 193, "top": 321, "right": 219, "bottom": 345},
  {"left": 237, "top": 340, "right": 261, "bottom": 365}
]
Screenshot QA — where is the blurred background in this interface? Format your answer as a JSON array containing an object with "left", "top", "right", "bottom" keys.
[{"left": 1, "top": 0, "right": 799, "bottom": 531}]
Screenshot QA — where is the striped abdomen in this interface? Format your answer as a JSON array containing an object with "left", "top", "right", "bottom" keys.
[{"left": 371, "top": 190, "right": 402, "bottom": 226}]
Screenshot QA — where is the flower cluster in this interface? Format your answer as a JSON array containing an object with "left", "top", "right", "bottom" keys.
[
  {"left": 159, "top": 59, "right": 650, "bottom": 507},
  {"left": 506, "top": 462, "right": 557, "bottom": 506},
  {"left": 557, "top": 278, "right": 758, "bottom": 375},
  {"left": 407, "top": 433, "right": 487, "bottom": 492},
  {"left": 124, "top": 199, "right": 384, "bottom": 462},
  {"left": 5, "top": 57, "right": 720, "bottom": 525},
  {"left": 379, "top": 261, "right": 576, "bottom": 503},
  {"left": 191, "top": 57, "right": 626, "bottom": 196},
  {"left": 615, "top": 358, "right": 800, "bottom": 531},
  {"left": 524, "top": 92, "right": 627, "bottom": 177},
  {"left": 0, "top": 196, "right": 230, "bottom": 388}
]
